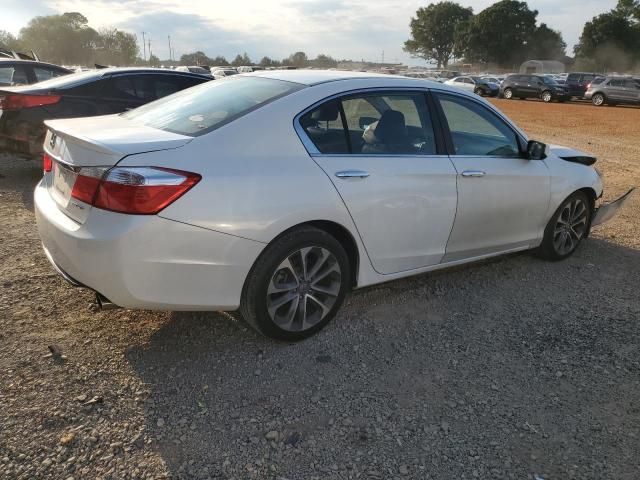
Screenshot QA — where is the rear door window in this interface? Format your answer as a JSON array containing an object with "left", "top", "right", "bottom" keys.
[
  {"left": 0, "top": 65, "right": 30, "bottom": 86},
  {"left": 609, "top": 79, "right": 624, "bottom": 87},
  {"left": 299, "top": 99, "right": 349, "bottom": 154},
  {"left": 33, "top": 67, "right": 66, "bottom": 82}
]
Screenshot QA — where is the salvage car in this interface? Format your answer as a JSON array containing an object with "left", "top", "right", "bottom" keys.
[
  {"left": 0, "top": 67, "right": 210, "bottom": 158},
  {"left": 585, "top": 76, "right": 640, "bottom": 106},
  {"left": 0, "top": 58, "right": 72, "bottom": 87},
  {"left": 35, "top": 71, "right": 634, "bottom": 340},
  {"left": 444, "top": 76, "right": 499, "bottom": 97},
  {"left": 501, "top": 74, "right": 570, "bottom": 102}
]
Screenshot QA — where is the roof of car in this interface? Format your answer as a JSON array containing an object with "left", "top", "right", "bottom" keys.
[
  {"left": 0, "top": 58, "right": 71, "bottom": 70},
  {"left": 248, "top": 70, "right": 458, "bottom": 87}
]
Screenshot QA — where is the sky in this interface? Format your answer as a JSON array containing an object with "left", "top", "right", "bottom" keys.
[{"left": 4, "top": 0, "right": 619, "bottom": 64}]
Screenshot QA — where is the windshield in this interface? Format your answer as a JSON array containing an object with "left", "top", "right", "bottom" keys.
[
  {"left": 122, "top": 76, "right": 303, "bottom": 137},
  {"left": 541, "top": 76, "right": 558, "bottom": 85}
]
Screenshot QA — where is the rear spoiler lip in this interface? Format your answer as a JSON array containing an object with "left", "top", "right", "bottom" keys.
[
  {"left": 43, "top": 118, "right": 194, "bottom": 158},
  {"left": 44, "top": 119, "right": 120, "bottom": 156}
]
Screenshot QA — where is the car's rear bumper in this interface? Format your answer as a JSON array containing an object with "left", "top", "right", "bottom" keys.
[{"left": 35, "top": 180, "right": 265, "bottom": 310}]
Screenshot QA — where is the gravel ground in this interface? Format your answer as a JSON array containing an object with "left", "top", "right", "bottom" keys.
[{"left": 1, "top": 100, "right": 639, "bottom": 480}]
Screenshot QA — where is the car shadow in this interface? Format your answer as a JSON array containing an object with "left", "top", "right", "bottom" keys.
[
  {"left": 0, "top": 154, "right": 41, "bottom": 211},
  {"left": 126, "top": 237, "right": 640, "bottom": 479}
]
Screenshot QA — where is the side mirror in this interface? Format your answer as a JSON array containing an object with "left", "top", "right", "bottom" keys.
[{"left": 526, "top": 140, "right": 548, "bottom": 160}]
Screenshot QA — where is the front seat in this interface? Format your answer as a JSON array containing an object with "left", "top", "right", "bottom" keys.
[
  {"left": 301, "top": 101, "right": 347, "bottom": 153},
  {"left": 361, "top": 109, "right": 410, "bottom": 154}
]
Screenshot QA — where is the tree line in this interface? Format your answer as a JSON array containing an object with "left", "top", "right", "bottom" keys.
[
  {"left": 405, "top": 0, "right": 640, "bottom": 71},
  {"left": 178, "top": 51, "right": 338, "bottom": 69},
  {"left": 0, "top": 12, "right": 138, "bottom": 66}
]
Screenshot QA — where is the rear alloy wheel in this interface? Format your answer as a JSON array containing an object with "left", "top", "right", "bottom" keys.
[
  {"left": 240, "top": 226, "right": 350, "bottom": 340},
  {"left": 474, "top": 87, "right": 483, "bottom": 96},
  {"left": 537, "top": 191, "right": 591, "bottom": 261},
  {"left": 503, "top": 88, "right": 513, "bottom": 99},
  {"left": 541, "top": 90, "right": 552, "bottom": 103},
  {"left": 592, "top": 93, "right": 605, "bottom": 106}
]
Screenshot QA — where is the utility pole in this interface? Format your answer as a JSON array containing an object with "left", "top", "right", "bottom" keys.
[
  {"left": 168, "top": 35, "right": 172, "bottom": 62},
  {"left": 148, "top": 38, "right": 152, "bottom": 62},
  {"left": 381, "top": 50, "right": 384, "bottom": 65},
  {"left": 141, "top": 32, "right": 146, "bottom": 62}
]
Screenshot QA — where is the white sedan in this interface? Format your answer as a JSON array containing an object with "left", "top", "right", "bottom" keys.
[{"left": 35, "top": 70, "right": 633, "bottom": 340}]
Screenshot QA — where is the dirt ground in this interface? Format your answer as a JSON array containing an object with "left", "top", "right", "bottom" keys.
[{"left": 0, "top": 99, "right": 639, "bottom": 480}]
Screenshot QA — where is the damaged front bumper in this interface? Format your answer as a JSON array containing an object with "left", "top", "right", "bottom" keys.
[{"left": 592, "top": 188, "right": 635, "bottom": 227}]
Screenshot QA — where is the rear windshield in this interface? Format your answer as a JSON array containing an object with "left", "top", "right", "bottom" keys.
[
  {"left": 122, "top": 76, "right": 303, "bottom": 137},
  {"left": 25, "top": 69, "right": 100, "bottom": 90}
]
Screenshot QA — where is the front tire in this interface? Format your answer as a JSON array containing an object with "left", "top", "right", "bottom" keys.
[
  {"left": 503, "top": 88, "right": 513, "bottom": 99},
  {"left": 541, "top": 90, "right": 552, "bottom": 103},
  {"left": 240, "top": 226, "right": 350, "bottom": 341},
  {"left": 592, "top": 93, "right": 605, "bottom": 106},
  {"left": 537, "top": 191, "right": 592, "bottom": 261}
]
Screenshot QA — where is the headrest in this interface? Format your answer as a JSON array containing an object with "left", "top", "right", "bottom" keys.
[
  {"left": 311, "top": 101, "right": 339, "bottom": 121},
  {"left": 362, "top": 110, "right": 406, "bottom": 145}
]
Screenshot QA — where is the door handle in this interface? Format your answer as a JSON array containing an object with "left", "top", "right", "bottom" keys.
[
  {"left": 335, "top": 170, "right": 370, "bottom": 179},
  {"left": 461, "top": 170, "right": 486, "bottom": 177}
]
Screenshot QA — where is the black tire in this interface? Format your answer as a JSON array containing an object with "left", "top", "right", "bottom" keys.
[
  {"left": 536, "top": 191, "right": 592, "bottom": 261},
  {"left": 592, "top": 93, "right": 605, "bottom": 106},
  {"left": 240, "top": 226, "right": 351, "bottom": 341},
  {"left": 474, "top": 87, "right": 483, "bottom": 96},
  {"left": 503, "top": 88, "right": 513, "bottom": 99},
  {"left": 541, "top": 90, "right": 553, "bottom": 103}
]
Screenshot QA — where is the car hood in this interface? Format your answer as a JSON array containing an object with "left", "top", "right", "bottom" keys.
[{"left": 549, "top": 145, "right": 597, "bottom": 166}]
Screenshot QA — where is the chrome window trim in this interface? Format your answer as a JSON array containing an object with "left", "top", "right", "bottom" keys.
[{"left": 294, "top": 86, "right": 527, "bottom": 157}]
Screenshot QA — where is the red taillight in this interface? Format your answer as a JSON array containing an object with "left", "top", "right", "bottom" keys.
[
  {"left": 0, "top": 94, "right": 61, "bottom": 110},
  {"left": 43, "top": 153, "right": 53, "bottom": 172},
  {"left": 71, "top": 167, "right": 200, "bottom": 215}
]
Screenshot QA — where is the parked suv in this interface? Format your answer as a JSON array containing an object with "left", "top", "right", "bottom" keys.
[
  {"left": 585, "top": 76, "right": 640, "bottom": 106},
  {"left": 500, "top": 74, "right": 570, "bottom": 102},
  {"left": 565, "top": 72, "right": 600, "bottom": 98},
  {"left": 0, "top": 58, "right": 72, "bottom": 87}
]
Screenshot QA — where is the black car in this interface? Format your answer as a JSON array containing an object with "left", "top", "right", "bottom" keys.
[
  {"left": 0, "top": 58, "right": 72, "bottom": 87},
  {"left": 565, "top": 72, "right": 600, "bottom": 98},
  {"left": 500, "top": 74, "right": 570, "bottom": 102},
  {"left": 0, "top": 68, "right": 211, "bottom": 158}
]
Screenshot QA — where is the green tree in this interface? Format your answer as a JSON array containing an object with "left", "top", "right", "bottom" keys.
[
  {"left": 148, "top": 53, "right": 160, "bottom": 67},
  {"left": 312, "top": 54, "right": 338, "bottom": 68},
  {"left": 180, "top": 51, "right": 213, "bottom": 65},
  {"left": 463, "top": 0, "right": 538, "bottom": 67},
  {"left": 19, "top": 12, "right": 98, "bottom": 65},
  {"left": 287, "top": 51, "right": 308, "bottom": 67},
  {"left": 0, "top": 30, "right": 23, "bottom": 52},
  {"left": 527, "top": 23, "right": 566, "bottom": 60},
  {"left": 574, "top": 11, "right": 639, "bottom": 71},
  {"left": 95, "top": 27, "right": 138, "bottom": 66},
  {"left": 615, "top": 0, "right": 640, "bottom": 21},
  {"left": 404, "top": 2, "right": 473, "bottom": 68},
  {"left": 211, "top": 55, "right": 228, "bottom": 66},
  {"left": 232, "top": 52, "right": 251, "bottom": 66}
]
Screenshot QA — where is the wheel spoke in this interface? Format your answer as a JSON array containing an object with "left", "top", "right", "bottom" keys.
[{"left": 266, "top": 245, "right": 342, "bottom": 333}]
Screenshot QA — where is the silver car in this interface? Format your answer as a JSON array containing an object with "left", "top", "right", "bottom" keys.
[{"left": 585, "top": 76, "right": 640, "bottom": 106}]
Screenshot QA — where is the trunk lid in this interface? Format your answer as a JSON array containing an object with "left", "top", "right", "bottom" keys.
[{"left": 44, "top": 114, "right": 193, "bottom": 223}]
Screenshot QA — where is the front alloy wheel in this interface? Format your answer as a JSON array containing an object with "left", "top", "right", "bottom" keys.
[
  {"left": 592, "top": 93, "right": 605, "bottom": 106},
  {"left": 537, "top": 191, "right": 591, "bottom": 260},
  {"left": 541, "top": 90, "right": 552, "bottom": 102},
  {"left": 240, "top": 226, "right": 350, "bottom": 340},
  {"left": 503, "top": 88, "right": 513, "bottom": 99}
]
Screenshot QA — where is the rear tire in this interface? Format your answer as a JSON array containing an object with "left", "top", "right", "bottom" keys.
[
  {"left": 541, "top": 90, "right": 552, "bottom": 103},
  {"left": 240, "top": 226, "right": 350, "bottom": 341},
  {"left": 536, "top": 191, "right": 592, "bottom": 261}
]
